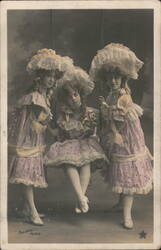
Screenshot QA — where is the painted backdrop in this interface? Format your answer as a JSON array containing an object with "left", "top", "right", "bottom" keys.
[{"left": 8, "top": 9, "right": 153, "bottom": 211}]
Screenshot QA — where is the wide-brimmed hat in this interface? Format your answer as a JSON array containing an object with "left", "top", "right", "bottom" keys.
[
  {"left": 26, "top": 48, "right": 74, "bottom": 74},
  {"left": 89, "top": 43, "right": 144, "bottom": 83},
  {"left": 56, "top": 66, "right": 95, "bottom": 97}
]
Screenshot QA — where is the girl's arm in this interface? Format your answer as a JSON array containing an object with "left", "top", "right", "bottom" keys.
[
  {"left": 111, "top": 94, "right": 142, "bottom": 144},
  {"left": 98, "top": 96, "right": 110, "bottom": 131},
  {"left": 110, "top": 120, "right": 124, "bottom": 145},
  {"left": 90, "top": 126, "right": 100, "bottom": 142},
  {"left": 118, "top": 94, "right": 143, "bottom": 121}
]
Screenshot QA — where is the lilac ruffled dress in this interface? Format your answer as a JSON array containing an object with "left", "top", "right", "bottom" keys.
[
  {"left": 8, "top": 91, "right": 51, "bottom": 188},
  {"left": 44, "top": 106, "right": 107, "bottom": 169},
  {"left": 100, "top": 92, "right": 153, "bottom": 195}
]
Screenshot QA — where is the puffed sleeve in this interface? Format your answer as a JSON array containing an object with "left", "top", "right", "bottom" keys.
[
  {"left": 19, "top": 91, "right": 52, "bottom": 123},
  {"left": 117, "top": 94, "right": 143, "bottom": 121},
  {"left": 19, "top": 91, "right": 50, "bottom": 112}
]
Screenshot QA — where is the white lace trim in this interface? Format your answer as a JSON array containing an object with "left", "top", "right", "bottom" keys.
[
  {"left": 9, "top": 178, "right": 48, "bottom": 188},
  {"left": 126, "top": 104, "right": 143, "bottom": 121},
  {"left": 44, "top": 153, "right": 107, "bottom": 167},
  {"left": 110, "top": 181, "right": 153, "bottom": 195}
]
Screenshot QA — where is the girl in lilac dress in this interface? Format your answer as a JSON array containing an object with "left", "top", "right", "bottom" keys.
[
  {"left": 8, "top": 49, "right": 74, "bottom": 225},
  {"left": 89, "top": 43, "right": 153, "bottom": 229},
  {"left": 44, "top": 67, "right": 107, "bottom": 213}
]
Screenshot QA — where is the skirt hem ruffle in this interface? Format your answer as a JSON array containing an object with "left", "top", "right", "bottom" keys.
[
  {"left": 109, "top": 181, "right": 153, "bottom": 195},
  {"left": 45, "top": 154, "right": 107, "bottom": 168},
  {"left": 9, "top": 178, "right": 48, "bottom": 188}
]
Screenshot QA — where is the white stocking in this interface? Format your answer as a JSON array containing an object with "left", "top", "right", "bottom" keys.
[
  {"left": 23, "top": 185, "right": 39, "bottom": 218},
  {"left": 123, "top": 194, "right": 134, "bottom": 228},
  {"left": 66, "top": 166, "right": 90, "bottom": 213},
  {"left": 65, "top": 166, "right": 84, "bottom": 201},
  {"left": 79, "top": 164, "right": 91, "bottom": 196}
]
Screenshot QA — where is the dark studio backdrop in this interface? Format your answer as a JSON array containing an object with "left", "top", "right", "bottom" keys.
[{"left": 7, "top": 9, "right": 153, "bottom": 212}]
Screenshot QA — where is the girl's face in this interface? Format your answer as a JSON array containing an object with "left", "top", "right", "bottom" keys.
[
  {"left": 106, "top": 72, "right": 122, "bottom": 90},
  {"left": 41, "top": 71, "right": 57, "bottom": 89},
  {"left": 68, "top": 89, "right": 81, "bottom": 109}
]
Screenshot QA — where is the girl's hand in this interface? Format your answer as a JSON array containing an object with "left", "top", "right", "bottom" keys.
[
  {"left": 113, "top": 132, "right": 124, "bottom": 145},
  {"left": 98, "top": 96, "right": 108, "bottom": 107},
  {"left": 98, "top": 96, "right": 106, "bottom": 104}
]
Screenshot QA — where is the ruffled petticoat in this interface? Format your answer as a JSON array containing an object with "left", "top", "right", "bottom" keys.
[{"left": 44, "top": 137, "right": 107, "bottom": 169}]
